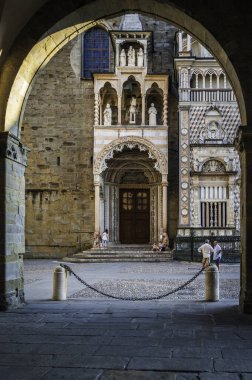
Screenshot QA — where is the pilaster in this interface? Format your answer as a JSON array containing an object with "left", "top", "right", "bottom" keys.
[
  {"left": 235, "top": 126, "right": 252, "bottom": 313},
  {"left": 179, "top": 105, "right": 191, "bottom": 227},
  {"left": 0, "top": 132, "right": 28, "bottom": 310}
]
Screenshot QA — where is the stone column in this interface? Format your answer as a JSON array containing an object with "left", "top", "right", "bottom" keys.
[
  {"left": 141, "top": 94, "right": 145, "bottom": 126},
  {"left": 162, "top": 175, "right": 168, "bottom": 233},
  {"left": 94, "top": 93, "right": 99, "bottom": 126},
  {"left": 100, "top": 181, "right": 104, "bottom": 234},
  {"left": 178, "top": 32, "right": 183, "bottom": 52},
  {"left": 163, "top": 93, "right": 168, "bottom": 127},
  {"left": 144, "top": 45, "right": 147, "bottom": 68},
  {"left": 187, "top": 34, "right": 191, "bottom": 52},
  {"left": 116, "top": 42, "right": 120, "bottom": 67},
  {"left": 236, "top": 126, "right": 252, "bottom": 313},
  {"left": 94, "top": 175, "right": 100, "bottom": 233},
  {"left": 0, "top": 132, "right": 28, "bottom": 310},
  {"left": 118, "top": 95, "right": 122, "bottom": 125}
]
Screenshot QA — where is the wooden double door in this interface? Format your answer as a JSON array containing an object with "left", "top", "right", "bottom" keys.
[{"left": 119, "top": 189, "right": 150, "bottom": 244}]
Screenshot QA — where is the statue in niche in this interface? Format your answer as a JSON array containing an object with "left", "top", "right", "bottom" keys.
[
  {"left": 127, "top": 46, "right": 135, "bottom": 66},
  {"left": 120, "top": 49, "right": 126, "bottom": 66},
  {"left": 148, "top": 103, "right": 157, "bottom": 126},
  {"left": 129, "top": 96, "right": 137, "bottom": 124},
  {"left": 137, "top": 47, "right": 144, "bottom": 67},
  {"left": 103, "top": 103, "right": 112, "bottom": 126}
]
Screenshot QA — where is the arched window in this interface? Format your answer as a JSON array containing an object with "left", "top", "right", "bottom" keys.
[{"left": 82, "top": 28, "right": 110, "bottom": 79}]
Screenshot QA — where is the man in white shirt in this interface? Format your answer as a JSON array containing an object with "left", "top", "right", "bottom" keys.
[
  {"left": 198, "top": 239, "right": 214, "bottom": 268},
  {"left": 213, "top": 240, "right": 222, "bottom": 270}
]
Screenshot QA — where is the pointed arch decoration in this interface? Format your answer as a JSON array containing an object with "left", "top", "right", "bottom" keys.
[{"left": 93, "top": 136, "right": 168, "bottom": 175}]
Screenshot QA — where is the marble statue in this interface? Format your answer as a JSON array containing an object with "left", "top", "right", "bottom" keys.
[
  {"left": 103, "top": 103, "right": 112, "bottom": 126},
  {"left": 129, "top": 96, "right": 137, "bottom": 124},
  {"left": 120, "top": 49, "right": 126, "bottom": 66},
  {"left": 127, "top": 45, "right": 135, "bottom": 66},
  {"left": 137, "top": 47, "right": 144, "bottom": 67},
  {"left": 148, "top": 103, "right": 157, "bottom": 126}
]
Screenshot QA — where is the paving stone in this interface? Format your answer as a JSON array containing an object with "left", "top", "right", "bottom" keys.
[
  {"left": 173, "top": 348, "right": 221, "bottom": 359},
  {"left": 214, "top": 359, "right": 252, "bottom": 372},
  {"left": 31, "top": 343, "right": 99, "bottom": 355},
  {"left": 199, "top": 374, "right": 240, "bottom": 380},
  {"left": 161, "top": 337, "right": 202, "bottom": 348},
  {"left": 104, "top": 328, "right": 152, "bottom": 337},
  {"left": 110, "top": 336, "right": 161, "bottom": 346},
  {"left": 82, "top": 355, "right": 130, "bottom": 369},
  {"left": 0, "top": 366, "right": 49, "bottom": 380},
  {"left": 0, "top": 334, "right": 112, "bottom": 345},
  {"left": 99, "top": 370, "right": 177, "bottom": 379},
  {"left": 95, "top": 345, "right": 172, "bottom": 358},
  {"left": 40, "top": 368, "right": 103, "bottom": 380},
  {"left": 222, "top": 349, "right": 252, "bottom": 360},
  {"left": 176, "top": 375, "right": 199, "bottom": 380},
  {"left": 241, "top": 375, "right": 252, "bottom": 380},
  {"left": 127, "top": 357, "right": 213, "bottom": 372}
]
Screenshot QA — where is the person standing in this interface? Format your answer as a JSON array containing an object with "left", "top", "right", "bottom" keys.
[
  {"left": 213, "top": 240, "right": 222, "bottom": 270},
  {"left": 101, "top": 229, "right": 109, "bottom": 248},
  {"left": 198, "top": 239, "right": 214, "bottom": 268}
]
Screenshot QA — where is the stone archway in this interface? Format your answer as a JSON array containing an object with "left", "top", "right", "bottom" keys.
[{"left": 1, "top": 0, "right": 252, "bottom": 312}]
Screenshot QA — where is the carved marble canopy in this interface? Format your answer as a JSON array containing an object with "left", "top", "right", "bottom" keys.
[{"left": 93, "top": 136, "right": 168, "bottom": 176}]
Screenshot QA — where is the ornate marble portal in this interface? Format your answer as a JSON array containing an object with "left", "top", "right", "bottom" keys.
[{"left": 93, "top": 30, "right": 168, "bottom": 244}]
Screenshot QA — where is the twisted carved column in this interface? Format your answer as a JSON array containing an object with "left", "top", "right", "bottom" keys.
[
  {"left": 163, "top": 93, "right": 168, "bottom": 127},
  {"left": 94, "top": 93, "right": 99, "bottom": 126}
]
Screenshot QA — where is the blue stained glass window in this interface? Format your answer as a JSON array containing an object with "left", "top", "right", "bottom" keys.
[{"left": 82, "top": 28, "right": 110, "bottom": 79}]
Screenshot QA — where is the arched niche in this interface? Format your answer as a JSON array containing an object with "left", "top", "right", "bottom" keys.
[
  {"left": 122, "top": 76, "right": 141, "bottom": 125},
  {"left": 146, "top": 83, "right": 163, "bottom": 125},
  {"left": 99, "top": 82, "right": 118, "bottom": 125},
  {"left": 119, "top": 42, "right": 145, "bottom": 67}
]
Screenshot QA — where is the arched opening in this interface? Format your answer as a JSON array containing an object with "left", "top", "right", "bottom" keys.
[
  {"left": 122, "top": 76, "right": 141, "bottom": 125},
  {"left": 0, "top": 0, "right": 251, "bottom": 314},
  {"left": 146, "top": 83, "right": 163, "bottom": 126},
  {"left": 100, "top": 83, "right": 118, "bottom": 125}
]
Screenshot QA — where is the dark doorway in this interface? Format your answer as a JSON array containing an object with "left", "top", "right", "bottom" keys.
[{"left": 119, "top": 189, "right": 150, "bottom": 244}]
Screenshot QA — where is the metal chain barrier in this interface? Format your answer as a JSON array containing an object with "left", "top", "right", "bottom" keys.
[{"left": 60, "top": 263, "right": 208, "bottom": 301}]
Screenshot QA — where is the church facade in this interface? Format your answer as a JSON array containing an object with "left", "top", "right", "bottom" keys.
[
  {"left": 175, "top": 31, "right": 240, "bottom": 239},
  {"left": 21, "top": 14, "right": 240, "bottom": 257}
]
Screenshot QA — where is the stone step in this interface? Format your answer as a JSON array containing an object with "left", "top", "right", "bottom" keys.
[
  {"left": 63, "top": 256, "right": 171, "bottom": 263},
  {"left": 92, "top": 245, "right": 151, "bottom": 251},
  {"left": 77, "top": 250, "right": 169, "bottom": 256},
  {"left": 63, "top": 249, "right": 172, "bottom": 263}
]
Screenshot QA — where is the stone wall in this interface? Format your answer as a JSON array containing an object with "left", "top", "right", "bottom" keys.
[
  {"left": 21, "top": 36, "right": 95, "bottom": 258},
  {"left": 21, "top": 16, "right": 179, "bottom": 257}
]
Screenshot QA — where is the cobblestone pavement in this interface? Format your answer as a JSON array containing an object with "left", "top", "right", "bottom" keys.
[
  {"left": 1, "top": 260, "right": 249, "bottom": 380},
  {"left": 24, "top": 260, "right": 240, "bottom": 302}
]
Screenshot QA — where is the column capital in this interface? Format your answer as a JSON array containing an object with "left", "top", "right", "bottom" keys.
[
  {"left": 0, "top": 132, "right": 29, "bottom": 166},
  {"left": 235, "top": 125, "right": 252, "bottom": 153}
]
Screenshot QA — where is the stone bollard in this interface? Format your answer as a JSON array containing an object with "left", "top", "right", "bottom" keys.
[
  {"left": 52, "top": 266, "right": 67, "bottom": 301},
  {"left": 205, "top": 264, "right": 219, "bottom": 301}
]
